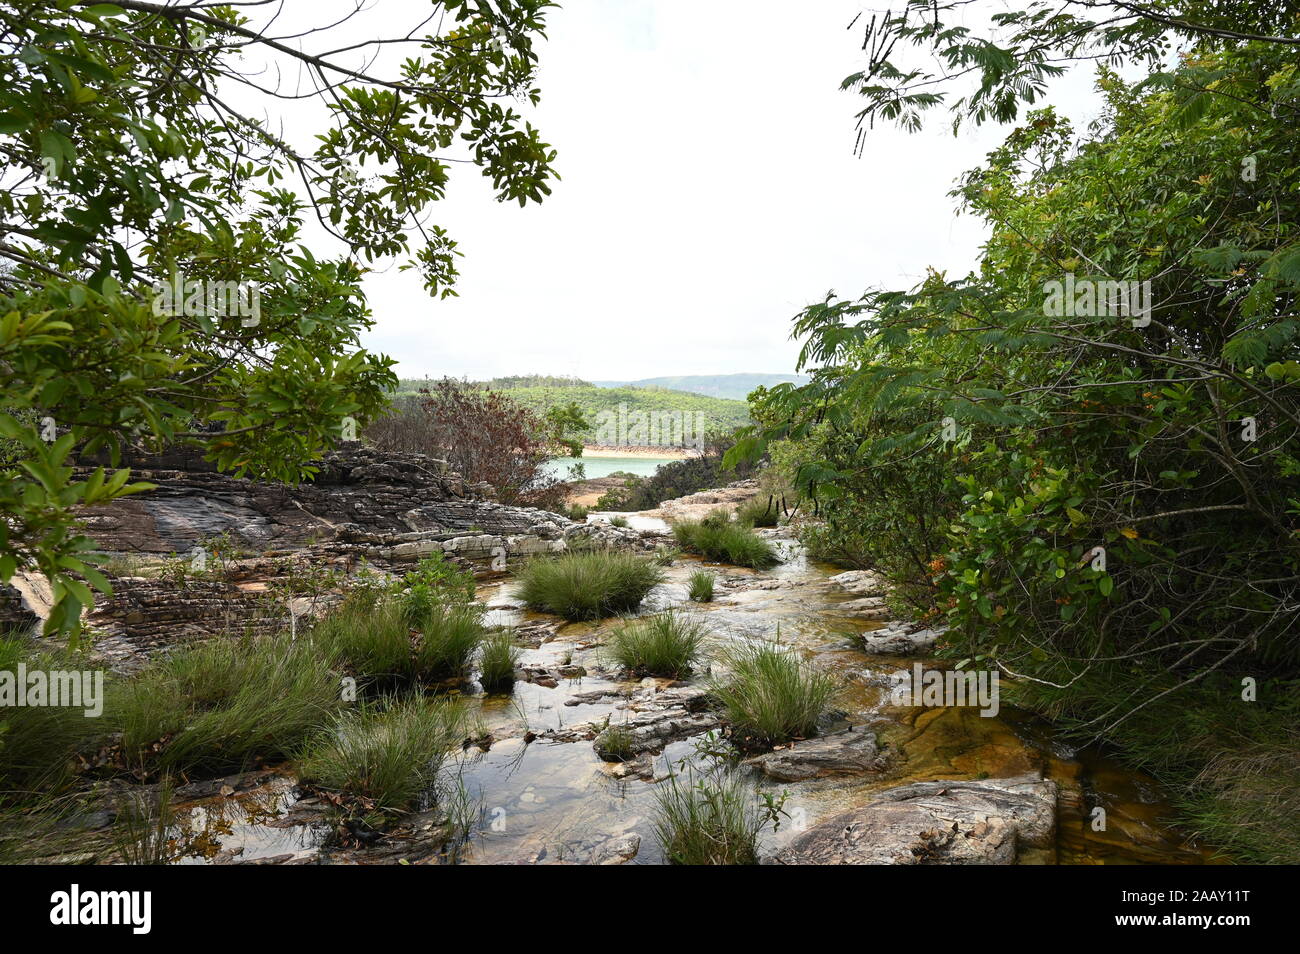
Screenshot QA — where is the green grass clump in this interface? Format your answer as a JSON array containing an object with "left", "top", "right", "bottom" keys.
[
  {"left": 735, "top": 496, "right": 779, "bottom": 528},
  {"left": 110, "top": 635, "right": 341, "bottom": 776},
  {"left": 478, "top": 631, "right": 521, "bottom": 692},
  {"left": 607, "top": 611, "right": 704, "bottom": 677},
  {"left": 312, "top": 596, "right": 486, "bottom": 686},
  {"left": 688, "top": 571, "right": 715, "bottom": 603},
  {"left": 608, "top": 515, "right": 630, "bottom": 528},
  {"left": 416, "top": 604, "right": 488, "bottom": 679},
  {"left": 0, "top": 636, "right": 104, "bottom": 797},
  {"left": 297, "top": 698, "right": 473, "bottom": 812},
  {"left": 517, "top": 551, "right": 664, "bottom": 621},
  {"left": 711, "top": 642, "right": 837, "bottom": 750},
  {"left": 311, "top": 598, "right": 411, "bottom": 685},
  {"left": 672, "top": 515, "right": 778, "bottom": 569},
  {"left": 594, "top": 722, "right": 637, "bottom": 762},
  {"left": 652, "top": 769, "right": 764, "bottom": 865}
]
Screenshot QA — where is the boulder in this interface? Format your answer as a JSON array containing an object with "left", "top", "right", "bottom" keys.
[
  {"left": 743, "top": 726, "right": 888, "bottom": 782},
  {"left": 858, "top": 621, "right": 946, "bottom": 655}
]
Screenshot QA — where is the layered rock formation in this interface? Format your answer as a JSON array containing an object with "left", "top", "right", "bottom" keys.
[{"left": 3, "top": 443, "right": 660, "bottom": 664}]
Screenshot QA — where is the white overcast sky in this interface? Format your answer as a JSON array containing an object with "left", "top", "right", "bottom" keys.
[{"left": 238, "top": 1, "right": 1105, "bottom": 382}]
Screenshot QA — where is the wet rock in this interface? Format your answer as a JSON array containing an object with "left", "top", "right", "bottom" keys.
[
  {"left": 548, "top": 685, "right": 721, "bottom": 756},
  {"left": 858, "top": 621, "right": 946, "bottom": 656},
  {"left": 743, "top": 726, "right": 888, "bottom": 782},
  {"left": 831, "top": 596, "right": 891, "bottom": 620},
  {"left": 767, "top": 773, "right": 1057, "bottom": 865},
  {"left": 594, "top": 833, "right": 642, "bottom": 865},
  {"left": 827, "top": 570, "right": 886, "bottom": 597}
]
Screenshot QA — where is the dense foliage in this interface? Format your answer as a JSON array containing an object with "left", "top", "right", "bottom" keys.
[
  {"left": 737, "top": 5, "right": 1300, "bottom": 859},
  {"left": 0, "top": 1, "right": 557, "bottom": 637}
]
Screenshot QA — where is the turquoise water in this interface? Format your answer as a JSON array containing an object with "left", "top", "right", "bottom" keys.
[{"left": 542, "top": 455, "right": 680, "bottom": 480}]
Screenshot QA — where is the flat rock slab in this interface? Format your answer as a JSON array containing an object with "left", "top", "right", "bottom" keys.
[
  {"left": 767, "top": 773, "right": 1057, "bottom": 865},
  {"left": 743, "top": 726, "right": 888, "bottom": 782}
]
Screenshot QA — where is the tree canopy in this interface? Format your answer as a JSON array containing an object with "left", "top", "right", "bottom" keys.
[{"left": 0, "top": 0, "right": 558, "bottom": 638}]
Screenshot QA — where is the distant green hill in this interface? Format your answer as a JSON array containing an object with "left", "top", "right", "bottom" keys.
[
  {"left": 590, "top": 372, "right": 809, "bottom": 401},
  {"left": 392, "top": 377, "right": 750, "bottom": 446}
]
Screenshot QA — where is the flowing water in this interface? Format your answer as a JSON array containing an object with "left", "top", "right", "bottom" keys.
[{"left": 166, "top": 538, "right": 1223, "bottom": 865}]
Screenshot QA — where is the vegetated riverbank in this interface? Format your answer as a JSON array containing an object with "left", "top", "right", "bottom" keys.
[{"left": 1, "top": 458, "right": 1227, "bottom": 865}]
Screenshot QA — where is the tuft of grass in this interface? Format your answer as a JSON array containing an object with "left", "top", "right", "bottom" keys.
[
  {"left": 311, "top": 597, "right": 412, "bottom": 685},
  {"left": 711, "top": 642, "right": 837, "bottom": 750},
  {"left": 608, "top": 515, "right": 630, "bottom": 528},
  {"left": 113, "top": 776, "right": 176, "bottom": 865},
  {"left": 652, "top": 768, "right": 764, "bottom": 865},
  {"left": 478, "top": 630, "right": 521, "bottom": 692},
  {"left": 735, "top": 496, "right": 779, "bottom": 528},
  {"left": 652, "top": 544, "right": 681, "bottom": 566},
  {"left": 297, "top": 698, "right": 473, "bottom": 813},
  {"left": 312, "top": 596, "right": 486, "bottom": 686},
  {"left": 110, "top": 635, "right": 341, "bottom": 777},
  {"left": 594, "top": 722, "right": 636, "bottom": 762},
  {"left": 0, "top": 636, "right": 105, "bottom": 797},
  {"left": 517, "top": 551, "right": 663, "bottom": 621},
  {"left": 416, "top": 604, "right": 488, "bottom": 679},
  {"left": 672, "top": 515, "right": 778, "bottom": 569},
  {"left": 688, "top": 570, "right": 715, "bottom": 603},
  {"left": 607, "top": 611, "right": 704, "bottom": 677}
]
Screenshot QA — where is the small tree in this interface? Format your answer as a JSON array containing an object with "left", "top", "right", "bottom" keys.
[{"left": 367, "top": 379, "right": 586, "bottom": 508}]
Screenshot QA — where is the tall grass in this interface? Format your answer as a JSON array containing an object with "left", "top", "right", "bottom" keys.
[
  {"left": 652, "top": 769, "right": 764, "bottom": 865},
  {"left": 478, "top": 630, "right": 521, "bottom": 692},
  {"left": 688, "top": 571, "right": 715, "bottom": 602},
  {"left": 113, "top": 776, "right": 176, "bottom": 865},
  {"left": 735, "top": 496, "right": 779, "bottom": 528},
  {"left": 310, "top": 597, "right": 411, "bottom": 683},
  {"left": 416, "top": 604, "right": 488, "bottom": 678},
  {"left": 517, "top": 551, "right": 663, "bottom": 621},
  {"left": 297, "top": 698, "right": 473, "bottom": 812},
  {"left": 312, "top": 596, "right": 486, "bottom": 686},
  {"left": 110, "top": 635, "right": 341, "bottom": 776},
  {"left": 672, "top": 515, "right": 778, "bottom": 569},
  {"left": 0, "top": 636, "right": 104, "bottom": 797},
  {"left": 711, "top": 642, "right": 837, "bottom": 750},
  {"left": 607, "top": 612, "right": 704, "bottom": 677}
]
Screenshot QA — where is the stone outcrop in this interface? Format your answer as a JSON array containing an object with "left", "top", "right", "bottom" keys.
[
  {"left": 640, "top": 479, "right": 763, "bottom": 522},
  {"left": 12, "top": 443, "right": 663, "bottom": 661},
  {"left": 75, "top": 444, "right": 488, "bottom": 554},
  {"left": 767, "top": 773, "right": 1057, "bottom": 865},
  {"left": 743, "top": 726, "right": 889, "bottom": 782}
]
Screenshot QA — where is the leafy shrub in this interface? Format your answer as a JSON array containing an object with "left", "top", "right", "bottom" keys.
[
  {"left": 365, "top": 381, "right": 586, "bottom": 509},
  {"left": 517, "top": 551, "right": 663, "bottom": 621}
]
